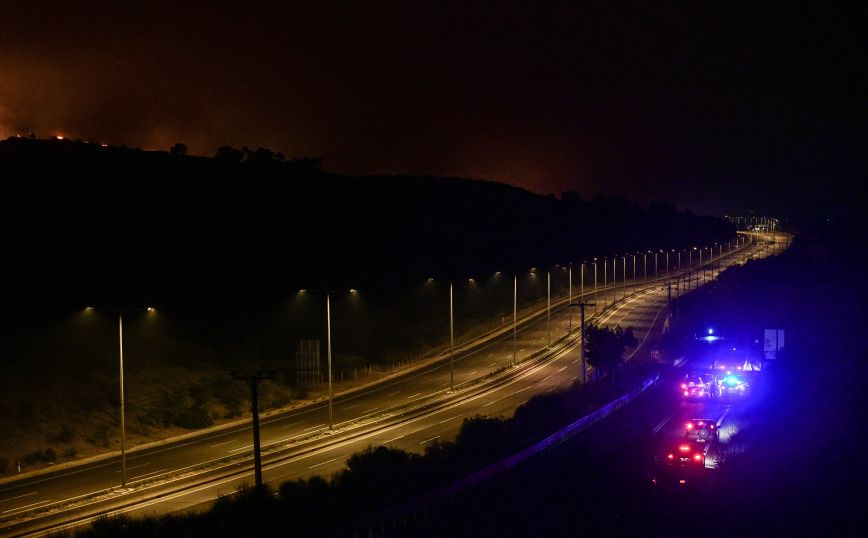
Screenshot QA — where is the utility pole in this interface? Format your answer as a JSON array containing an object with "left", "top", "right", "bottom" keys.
[
  {"left": 571, "top": 301, "right": 596, "bottom": 384},
  {"left": 233, "top": 372, "right": 274, "bottom": 488}
]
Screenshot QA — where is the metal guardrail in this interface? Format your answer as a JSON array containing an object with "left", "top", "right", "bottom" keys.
[{"left": 377, "top": 373, "right": 660, "bottom": 526}]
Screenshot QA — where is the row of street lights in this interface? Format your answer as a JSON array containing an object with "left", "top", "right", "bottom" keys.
[{"left": 86, "top": 234, "right": 753, "bottom": 488}]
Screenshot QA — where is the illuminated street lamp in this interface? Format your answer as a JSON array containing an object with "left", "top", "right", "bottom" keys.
[
  {"left": 513, "top": 274, "right": 517, "bottom": 364},
  {"left": 621, "top": 256, "right": 626, "bottom": 300},
  {"left": 567, "top": 264, "right": 573, "bottom": 333},
  {"left": 643, "top": 252, "right": 648, "bottom": 283},
  {"left": 547, "top": 269, "right": 552, "bottom": 347},
  {"left": 428, "top": 278, "right": 473, "bottom": 392},
  {"left": 84, "top": 306, "right": 155, "bottom": 488},
  {"left": 299, "top": 288, "right": 357, "bottom": 429}
]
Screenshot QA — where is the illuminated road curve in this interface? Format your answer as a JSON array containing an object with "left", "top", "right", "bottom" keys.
[{"left": 0, "top": 235, "right": 781, "bottom": 535}]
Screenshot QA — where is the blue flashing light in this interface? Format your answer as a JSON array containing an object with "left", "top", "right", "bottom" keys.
[
  {"left": 723, "top": 375, "right": 739, "bottom": 387},
  {"left": 708, "top": 328, "right": 714, "bottom": 335}
]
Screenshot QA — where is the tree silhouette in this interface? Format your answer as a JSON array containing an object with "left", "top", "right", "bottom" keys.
[
  {"left": 584, "top": 324, "right": 637, "bottom": 378},
  {"left": 215, "top": 145, "right": 243, "bottom": 162},
  {"left": 170, "top": 142, "right": 187, "bottom": 155}
]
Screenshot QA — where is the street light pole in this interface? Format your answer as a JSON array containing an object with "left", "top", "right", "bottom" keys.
[
  {"left": 546, "top": 270, "right": 551, "bottom": 348},
  {"left": 644, "top": 253, "right": 647, "bottom": 283},
  {"left": 449, "top": 281, "right": 454, "bottom": 391},
  {"left": 568, "top": 266, "right": 572, "bottom": 333},
  {"left": 513, "top": 274, "right": 517, "bottom": 365},
  {"left": 580, "top": 263, "right": 584, "bottom": 301},
  {"left": 326, "top": 292, "right": 333, "bottom": 429},
  {"left": 621, "top": 256, "right": 626, "bottom": 300},
  {"left": 85, "top": 305, "right": 154, "bottom": 488},
  {"left": 301, "top": 288, "right": 356, "bottom": 429},
  {"left": 118, "top": 313, "right": 126, "bottom": 488}
]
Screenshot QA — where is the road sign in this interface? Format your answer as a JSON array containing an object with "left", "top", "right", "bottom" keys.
[{"left": 764, "top": 329, "right": 785, "bottom": 359}]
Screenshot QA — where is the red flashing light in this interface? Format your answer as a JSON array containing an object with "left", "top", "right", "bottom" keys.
[
  {"left": 679, "top": 444, "right": 690, "bottom": 452},
  {"left": 709, "top": 424, "right": 715, "bottom": 429},
  {"left": 693, "top": 453, "right": 703, "bottom": 463},
  {"left": 686, "top": 422, "right": 693, "bottom": 430},
  {"left": 683, "top": 391, "right": 689, "bottom": 396},
  {"left": 698, "top": 421, "right": 704, "bottom": 426},
  {"left": 667, "top": 453, "right": 674, "bottom": 460},
  {"left": 679, "top": 479, "right": 687, "bottom": 484},
  {"left": 681, "top": 383, "right": 687, "bottom": 389}
]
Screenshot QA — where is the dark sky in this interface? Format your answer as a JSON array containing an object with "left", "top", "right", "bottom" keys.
[{"left": 1, "top": 2, "right": 863, "bottom": 216}]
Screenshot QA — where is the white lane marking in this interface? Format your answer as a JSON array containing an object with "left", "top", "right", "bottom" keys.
[
  {"left": 281, "top": 420, "right": 303, "bottom": 429},
  {"left": 209, "top": 440, "right": 237, "bottom": 448},
  {"left": 489, "top": 362, "right": 497, "bottom": 367},
  {"left": 520, "top": 348, "right": 526, "bottom": 352},
  {"left": 572, "top": 359, "right": 578, "bottom": 364},
  {"left": 570, "top": 376, "right": 579, "bottom": 381},
  {"left": 228, "top": 445, "right": 253, "bottom": 453},
  {"left": 542, "top": 375, "right": 552, "bottom": 382},
  {"left": 364, "top": 407, "right": 380, "bottom": 413},
  {"left": 515, "top": 386, "right": 530, "bottom": 393},
  {"left": 302, "top": 424, "right": 326, "bottom": 432},
  {"left": 385, "top": 391, "right": 400, "bottom": 397},
  {"left": 653, "top": 408, "right": 680, "bottom": 435},
  {"left": 383, "top": 435, "right": 405, "bottom": 444},
  {"left": 546, "top": 387, "right": 557, "bottom": 393},
  {"left": 308, "top": 458, "right": 339, "bottom": 469},
  {"left": 37, "top": 289, "right": 676, "bottom": 524},
  {"left": 116, "top": 462, "right": 150, "bottom": 472},
  {"left": 343, "top": 404, "right": 360, "bottom": 410},
  {"left": 407, "top": 393, "right": 422, "bottom": 399},
  {"left": 130, "top": 468, "right": 168, "bottom": 481},
  {"left": 482, "top": 400, "right": 497, "bottom": 407},
  {"left": 467, "top": 371, "right": 478, "bottom": 377},
  {"left": 557, "top": 366, "right": 567, "bottom": 372},
  {"left": 438, "top": 415, "right": 462, "bottom": 424},
  {"left": 2, "top": 498, "right": 53, "bottom": 514},
  {"left": 517, "top": 399, "right": 528, "bottom": 406},
  {"left": 419, "top": 435, "right": 440, "bottom": 445},
  {"left": 0, "top": 491, "right": 38, "bottom": 503}
]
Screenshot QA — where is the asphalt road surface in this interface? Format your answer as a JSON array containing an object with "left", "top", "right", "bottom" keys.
[{"left": 0, "top": 234, "right": 781, "bottom": 536}]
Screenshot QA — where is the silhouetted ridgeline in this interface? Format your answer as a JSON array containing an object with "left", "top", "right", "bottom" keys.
[
  {"left": 0, "top": 137, "right": 732, "bottom": 313},
  {"left": 0, "top": 137, "right": 737, "bottom": 471}
]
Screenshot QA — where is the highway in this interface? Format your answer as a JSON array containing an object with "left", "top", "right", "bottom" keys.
[{"left": 0, "top": 233, "right": 781, "bottom": 536}]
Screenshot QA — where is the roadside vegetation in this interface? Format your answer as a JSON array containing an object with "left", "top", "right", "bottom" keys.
[{"left": 0, "top": 138, "right": 736, "bottom": 473}]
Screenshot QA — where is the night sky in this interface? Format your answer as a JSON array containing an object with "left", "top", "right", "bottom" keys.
[{"left": 1, "top": 3, "right": 863, "bottom": 216}]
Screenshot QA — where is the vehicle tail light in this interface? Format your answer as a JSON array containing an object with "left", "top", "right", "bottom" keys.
[
  {"left": 709, "top": 424, "right": 715, "bottom": 429},
  {"left": 667, "top": 453, "right": 674, "bottom": 460},
  {"left": 684, "top": 391, "right": 689, "bottom": 396},
  {"left": 698, "top": 421, "right": 704, "bottom": 426},
  {"left": 681, "top": 383, "right": 687, "bottom": 389},
  {"left": 679, "top": 444, "right": 690, "bottom": 452},
  {"left": 679, "top": 479, "right": 687, "bottom": 484},
  {"left": 686, "top": 422, "right": 693, "bottom": 430},
  {"left": 693, "top": 453, "right": 703, "bottom": 463}
]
